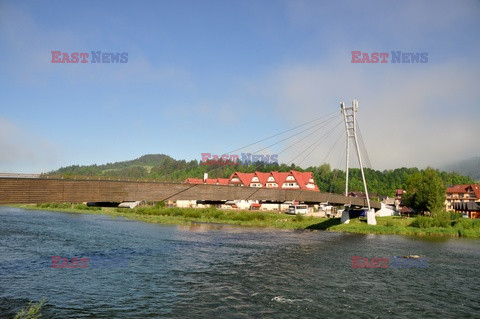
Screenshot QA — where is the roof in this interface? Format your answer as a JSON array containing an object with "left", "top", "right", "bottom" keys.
[
  {"left": 253, "top": 172, "right": 270, "bottom": 185},
  {"left": 266, "top": 170, "right": 318, "bottom": 191},
  {"left": 400, "top": 206, "right": 414, "bottom": 213},
  {"left": 204, "top": 178, "right": 219, "bottom": 185},
  {"left": 184, "top": 178, "right": 203, "bottom": 184},
  {"left": 291, "top": 170, "right": 318, "bottom": 191},
  {"left": 186, "top": 170, "right": 319, "bottom": 191},
  {"left": 229, "top": 172, "right": 255, "bottom": 186},
  {"left": 447, "top": 184, "right": 480, "bottom": 199},
  {"left": 217, "top": 178, "right": 230, "bottom": 185},
  {"left": 203, "top": 178, "right": 230, "bottom": 185},
  {"left": 270, "top": 171, "right": 288, "bottom": 186}
]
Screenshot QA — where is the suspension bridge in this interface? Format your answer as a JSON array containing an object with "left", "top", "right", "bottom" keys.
[{"left": 0, "top": 101, "right": 381, "bottom": 218}]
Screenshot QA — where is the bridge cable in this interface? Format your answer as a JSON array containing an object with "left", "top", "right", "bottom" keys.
[
  {"left": 201, "top": 112, "right": 342, "bottom": 176},
  {"left": 274, "top": 117, "right": 343, "bottom": 160},
  {"left": 160, "top": 183, "right": 200, "bottom": 202},
  {"left": 287, "top": 119, "right": 344, "bottom": 166},
  {"left": 223, "top": 109, "right": 339, "bottom": 155},
  {"left": 249, "top": 112, "right": 341, "bottom": 155},
  {"left": 356, "top": 122, "right": 372, "bottom": 169},
  {"left": 327, "top": 145, "right": 347, "bottom": 203}
]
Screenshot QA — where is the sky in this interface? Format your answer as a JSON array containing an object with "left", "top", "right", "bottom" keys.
[{"left": 1, "top": 0, "right": 479, "bottom": 173}]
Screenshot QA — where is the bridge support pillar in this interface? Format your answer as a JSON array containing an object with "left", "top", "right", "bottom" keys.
[
  {"left": 340, "top": 210, "right": 350, "bottom": 224},
  {"left": 367, "top": 209, "right": 377, "bottom": 225}
]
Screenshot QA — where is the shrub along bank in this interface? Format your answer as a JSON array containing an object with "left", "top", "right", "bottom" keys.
[{"left": 10, "top": 203, "right": 480, "bottom": 238}]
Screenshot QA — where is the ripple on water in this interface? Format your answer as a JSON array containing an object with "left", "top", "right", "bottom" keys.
[{"left": 1, "top": 208, "right": 480, "bottom": 318}]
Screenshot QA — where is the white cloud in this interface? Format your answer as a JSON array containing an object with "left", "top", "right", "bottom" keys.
[{"left": 255, "top": 57, "right": 480, "bottom": 170}]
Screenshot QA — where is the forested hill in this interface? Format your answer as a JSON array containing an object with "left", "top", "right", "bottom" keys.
[
  {"left": 50, "top": 154, "right": 173, "bottom": 176},
  {"left": 47, "top": 154, "right": 474, "bottom": 198}
]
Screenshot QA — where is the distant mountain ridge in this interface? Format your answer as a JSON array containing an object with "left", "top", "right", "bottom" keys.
[
  {"left": 110, "top": 154, "right": 172, "bottom": 167},
  {"left": 442, "top": 156, "right": 480, "bottom": 182},
  {"left": 50, "top": 154, "right": 174, "bottom": 177}
]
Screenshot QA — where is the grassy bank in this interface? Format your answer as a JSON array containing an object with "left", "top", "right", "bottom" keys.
[{"left": 9, "top": 204, "right": 480, "bottom": 238}]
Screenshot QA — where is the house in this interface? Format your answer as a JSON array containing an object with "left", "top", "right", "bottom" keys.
[
  {"left": 228, "top": 172, "right": 255, "bottom": 187},
  {"left": 381, "top": 196, "right": 395, "bottom": 206},
  {"left": 185, "top": 170, "right": 319, "bottom": 192},
  {"left": 445, "top": 184, "right": 480, "bottom": 212},
  {"left": 181, "top": 170, "right": 319, "bottom": 211},
  {"left": 395, "top": 189, "right": 406, "bottom": 199},
  {"left": 395, "top": 189, "right": 406, "bottom": 211},
  {"left": 400, "top": 206, "right": 415, "bottom": 217},
  {"left": 263, "top": 170, "right": 319, "bottom": 191}
]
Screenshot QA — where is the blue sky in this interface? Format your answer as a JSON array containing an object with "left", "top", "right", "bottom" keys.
[{"left": 1, "top": 0, "right": 479, "bottom": 173}]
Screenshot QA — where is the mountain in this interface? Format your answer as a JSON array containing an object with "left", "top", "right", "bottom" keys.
[
  {"left": 49, "top": 154, "right": 175, "bottom": 177},
  {"left": 442, "top": 156, "right": 480, "bottom": 182}
]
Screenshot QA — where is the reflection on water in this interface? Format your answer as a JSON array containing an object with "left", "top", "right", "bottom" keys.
[{"left": 0, "top": 207, "right": 479, "bottom": 318}]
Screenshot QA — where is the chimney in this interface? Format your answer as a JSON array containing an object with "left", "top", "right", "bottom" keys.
[{"left": 203, "top": 173, "right": 208, "bottom": 182}]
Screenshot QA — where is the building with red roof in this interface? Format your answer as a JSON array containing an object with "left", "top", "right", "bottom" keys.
[
  {"left": 228, "top": 172, "right": 255, "bottom": 187},
  {"left": 185, "top": 170, "right": 319, "bottom": 192},
  {"left": 184, "top": 178, "right": 203, "bottom": 184},
  {"left": 445, "top": 184, "right": 480, "bottom": 212}
]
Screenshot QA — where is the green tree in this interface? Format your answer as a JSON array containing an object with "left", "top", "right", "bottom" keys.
[{"left": 404, "top": 167, "right": 446, "bottom": 213}]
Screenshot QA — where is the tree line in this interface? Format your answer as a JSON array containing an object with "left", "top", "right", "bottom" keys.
[{"left": 47, "top": 154, "right": 473, "bottom": 199}]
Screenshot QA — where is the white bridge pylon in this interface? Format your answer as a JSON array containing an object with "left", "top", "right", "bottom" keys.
[{"left": 340, "top": 100, "right": 376, "bottom": 225}]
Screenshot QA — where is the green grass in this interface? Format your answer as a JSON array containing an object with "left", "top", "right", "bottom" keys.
[
  {"left": 8, "top": 204, "right": 480, "bottom": 238},
  {"left": 14, "top": 298, "right": 45, "bottom": 319}
]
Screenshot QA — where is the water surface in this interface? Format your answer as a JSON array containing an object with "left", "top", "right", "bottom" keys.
[{"left": 0, "top": 207, "right": 479, "bottom": 318}]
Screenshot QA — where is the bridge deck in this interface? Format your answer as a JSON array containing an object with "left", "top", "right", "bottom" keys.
[{"left": 0, "top": 177, "right": 381, "bottom": 209}]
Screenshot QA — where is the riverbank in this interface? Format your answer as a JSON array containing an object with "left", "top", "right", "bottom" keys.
[{"left": 8, "top": 204, "right": 480, "bottom": 238}]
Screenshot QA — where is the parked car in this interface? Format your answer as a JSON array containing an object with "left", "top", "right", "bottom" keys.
[{"left": 287, "top": 205, "right": 309, "bottom": 215}]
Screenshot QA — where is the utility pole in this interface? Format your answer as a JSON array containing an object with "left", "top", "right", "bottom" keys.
[{"left": 340, "top": 100, "right": 376, "bottom": 224}]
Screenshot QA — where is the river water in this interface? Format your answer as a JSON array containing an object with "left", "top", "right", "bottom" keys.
[{"left": 0, "top": 207, "right": 479, "bottom": 318}]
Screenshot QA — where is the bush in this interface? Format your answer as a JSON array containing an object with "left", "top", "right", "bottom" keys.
[
  {"left": 432, "top": 211, "right": 452, "bottom": 228},
  {"left": 155, "top": 201, "right": 166, "bottom": 208},
  {"left": 410, "top": 214, "right": 452, "bottom": 228},
  {"left": 450, "top": 212, "right": 463, "bottom": 220},
  {"left": 385, "top": 219, "right": 395, "bottom": 227},
  {"left": 453, "top": 218, "right": 480, "bottom": 230},
  {"left": 410, "top": 216, "right": 434, "bottom": 228},
  {"left": 204, "top": 207, "right": 224, "bottom": 219},
  {"left": 74, "top": 204, "right": 88, "bottom": 210},
  {"left": 293, "top": 214, "right": 305, "bottom": 222},
  {"left": 182, "top": 209, "right": 202, "bottom": 218}
]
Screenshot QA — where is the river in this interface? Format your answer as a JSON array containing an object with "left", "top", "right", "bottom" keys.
[{"left": 0, "top": 207, "right": 479, "bottom": 318}]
